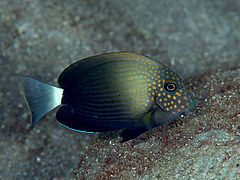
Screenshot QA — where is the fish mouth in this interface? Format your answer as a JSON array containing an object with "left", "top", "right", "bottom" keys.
[{"left": 180, "top": 112, "right": 185, "bottom": 116}]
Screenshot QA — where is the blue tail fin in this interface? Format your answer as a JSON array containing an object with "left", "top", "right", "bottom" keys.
[{"left": 23, "top": 76, "right": 63, "bottom": 125}]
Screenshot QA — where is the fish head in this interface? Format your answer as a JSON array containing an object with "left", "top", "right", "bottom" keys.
[{"left": 155, "top": 67, "right": 196, "bottom": 117}]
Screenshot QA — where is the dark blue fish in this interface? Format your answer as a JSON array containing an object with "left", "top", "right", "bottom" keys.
[{"left": 24, "top": 52, "right": 196, "bottom": 142}]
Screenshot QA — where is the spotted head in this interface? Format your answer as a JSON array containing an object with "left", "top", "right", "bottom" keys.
[{"left": 154, "top": 64, "right": 196, "bottom": 116}]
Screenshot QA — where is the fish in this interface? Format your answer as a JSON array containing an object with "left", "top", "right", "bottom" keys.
[{"left": 23, "top": 52, "right": 196, "bottom": 142}]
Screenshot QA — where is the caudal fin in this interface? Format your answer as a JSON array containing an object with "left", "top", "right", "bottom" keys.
[{"left": 23, "top": 76, "right": 63, "bottom": 125}]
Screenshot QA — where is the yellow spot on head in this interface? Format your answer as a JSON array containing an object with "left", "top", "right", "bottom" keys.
[
  {"left": 148, "top": 88, "right": 151, "bottom": 91},
  {"left": 178, "top": 99, "right": 181, "bottom": 104},
  {"left": 153, "top": 86, "right": 156, "bottom": 90},
  {"left": 163, "top": 102, "right": 167, "bottom": 106},
  {"left": 158, "top": 84, "right": 161, "bottom": 87},
  {"left": 176, "top": 92, "right": 181, "bottom": 96},
  {"left": 174, "top": 105, "right": 177, "bottom": 108},
  {"left": 172, "top": 76, "right": 175, "bottom": 80},
  {"left": 186, "top": 102, "right": 189, "bottom": 106},
  {"left": 184, "top": 92, "right": 187, "bottom": 95},
  {"left": 164, "top": 98, "right": 168, "bottom": 101},
  {"left": 152, "top": 66, "right": 155, "bottom": 69},
  {"left": 158, "top": 93, "right": 161, "bottom": 97},
  {"left": 166, "top": 107, "right": 169, "bottom": 111},
  {"left": 159, "top": 98, "right": 162, "bottom": 102},
  {"left": 151, "top": 96, "right": 154, "bottom": 101},
  {"left": 167, "top": 94, "right": 171, "bottom": 98},
  {"left": 163, "top": 92, "right": 166, "bottom": 96},
  {"left": 160, "top": 88, "right": 163, "bottom": 91},
  {"left": 177, "top": 109, "right": 181, "bottom": 112},
  {"left": 181, "top": 105, "right": 185, "bottom": 109},
  {"left": 170, "top": 106, "right": 173, "bottom": 109},
  {"left": 153, "top": 81, "right": 156, "bottom": 85},
  {"left": 173, "top": 96, "right": 176, "bottom": 100},
  {"left": 160, "top": 65, "right": 163, "bottom": 68},
  {"left": 184, "top": 96, "right": 188, "bottom": 100},
  {"left": 166, "top": 75, "right": 169, "bottom": 78},
  {"left": 179, "top": 89, "right": 183, "bottom": 93},
  {"left": 171, "top": 101, "right": 174, "bottom": 104},
  {"left": 152, "top": 92, "right": 155, "bottom": 96}
]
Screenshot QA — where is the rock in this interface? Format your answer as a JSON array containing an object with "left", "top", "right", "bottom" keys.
[
  {"left": 73, "top": 68, "right": 240, "bottom": 179},
  {"left": 1, "top": 0, "right": 240, "bottom": 179}
]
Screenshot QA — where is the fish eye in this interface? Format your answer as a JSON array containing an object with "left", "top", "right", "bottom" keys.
[{"left": 164, "top": 82, "right": 177, "bottom": 92}]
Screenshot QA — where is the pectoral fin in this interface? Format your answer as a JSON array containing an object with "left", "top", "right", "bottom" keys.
[
  {"left": 142, "top": 111, "right": 153, "bottom": 130},
  {"left": 120, "top": 127, "right": 147, "bottom": 142}
]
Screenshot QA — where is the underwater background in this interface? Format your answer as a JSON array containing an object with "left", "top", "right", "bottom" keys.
[{"left": 0, "top": 0, "right": 240, "bottom": 179}]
